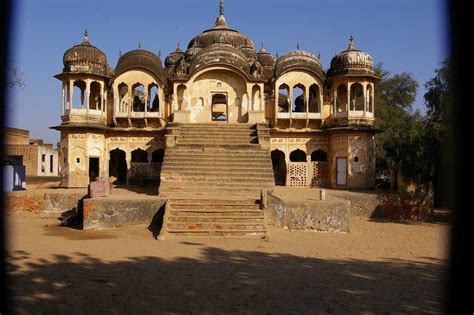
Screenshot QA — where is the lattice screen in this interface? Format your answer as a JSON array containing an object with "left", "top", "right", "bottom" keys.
[
  {"left": 288, "top": 162, "right": 308, "bottom": 187},
  {"left": 149, "top": 163, "right": 162, "bottom": 177},
  {"left": 310, "top": 162, "right": 328, "bottom": 187}
]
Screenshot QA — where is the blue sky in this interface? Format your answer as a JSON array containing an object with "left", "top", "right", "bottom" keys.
[{"left": 7, "top": 0, "right": 448, "bottom": 144}]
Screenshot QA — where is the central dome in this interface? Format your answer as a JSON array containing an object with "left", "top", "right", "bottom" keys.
[{"left": 186, "top": 2, "right": 256, "bottom": 59}]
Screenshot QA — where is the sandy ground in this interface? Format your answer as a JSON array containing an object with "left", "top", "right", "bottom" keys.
[{"left": 5, "top": 211, "right": 449, "bottom": 314}]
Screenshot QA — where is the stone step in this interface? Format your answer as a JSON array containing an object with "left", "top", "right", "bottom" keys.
[
  {"left": 179, "top": 134, "right": 256, "bottom": 139},
  {"left": 176, "top": 141, "right": 258, "bottom": 146},
  {"left": 170, "top": 198, "right": 259, "bottom": 205},
  {"left": 162, "top": 174, "right": 275, "bottom": 183},
  {"left": 159, "top": 186, "right": 267, "bottom": 199},
  {"left": 163, "top": 163, "right": 272, "bottom": 170},
  {"left": 167, "top": 216, "right": 264, "bottom": 223},
  {"left": 180, "top": 129, "right": 257, "bottom": 134},
  {"left": 167, "top": 222, "right": 266, "bottom": 231},
  {"left": 169, "top": 210, "right": 263, "bottom": 217},
  {"left": 170, "top": 144, "right": 261, "bottom": 149},
  {"left": 162, "top": 169, "right": 274, "bottom": 177},
  {"left": 170, "top": 203, "right": 262, "bottom": 210},
  {"left": 166, "top": 230, "right": 266, "bottom": 237},
  {"left": 176, "top": 124, "right": 255, "bottom": 129},
  {"left": 164, "top": 154, "right": 270, "bottom": 160}
]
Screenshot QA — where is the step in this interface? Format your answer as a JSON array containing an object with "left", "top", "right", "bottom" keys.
[
  {"left": 170, "top": 203, "right": 262, "bottom": 210},
  {"left": 161, "top": 176, "right": 275, "bottom": 184},
  {"left": 170, "top": 198, "right": 259, "bottom": 204},
  {"left": 166, "top": 230, "right": 266, "bottom": 237},
  {"left": 167, "top": 216, "right": 264, "bottom": 223},
  {"left": 167, "top": 222, "right": 266, "bottom": 231},
  {"left": 169, "top": 210, "right": 263, "bottom": 217},
  {"left": 162, "top": 163, "right": 273, "bottom": 170},
  {"left": 162, "top": 170, "right": 274, "bottom": 177}
]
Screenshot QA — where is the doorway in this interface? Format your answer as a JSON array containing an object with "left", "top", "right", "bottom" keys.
[
  {"left": 211, "top": 94, "right": 228, "bottom": 122},
  {"left": 336, "top": 157, "right": 347, "bottom": 186},
  {"left": 109, "top": 149, "right": 127, "bottom": 185},
  {"left": 89, "top": 157, "right": 99, "bottom": 182}
]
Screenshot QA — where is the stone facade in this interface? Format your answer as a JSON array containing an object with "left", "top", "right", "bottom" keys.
[{"left": 53, "top": 2, "right": 378, "bottom": 189}]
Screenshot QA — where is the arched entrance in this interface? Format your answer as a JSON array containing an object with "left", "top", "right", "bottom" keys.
[
  {"left": 109, "top": 149, "right": 127, "bottom": 185},
  {"left": 211, "top": 94, "right": 228, "bottom": 122},
  {"left": 271, "top": 150, "right": 286, "bottom": 186}
]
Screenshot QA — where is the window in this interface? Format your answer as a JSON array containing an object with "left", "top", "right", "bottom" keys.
[
  {"left": 76, "top": 158, "right": 80, "bottom": 163},
  {"left": 354, "top": 157, "right": 359, "bottom": 162},
  {"left": 41, "top": 154, "right": 46, "bottom": 162},
  {"left": 50, "top": 155, "right": 54, "bottom": 173}
]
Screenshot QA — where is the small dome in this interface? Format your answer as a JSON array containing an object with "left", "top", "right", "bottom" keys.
[
  {"left": 275, "top": 49, "right": 323, "bottom": 79},
  {"left": 327, "top": 36, "right": 374, "bottom": 78},
  {"left": 115, "top": 49, "right": 164, "bottom": 80},
  {"left": 257, "top": 46, "right": 276, "bottom": 67},
  {"left": 189, "top": 42, "right": 250, "bottom": 77},
  {"left": 63, "top": 31, "right": 108, "bottom": 76},
  {"left": 165, "top": 44, "right": 185, "bottom": 68}
]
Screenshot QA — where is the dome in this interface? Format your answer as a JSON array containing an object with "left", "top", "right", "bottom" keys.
[
  {"left": 186, "top": 4, "right": 256, "bottom": 61},
  {"left": 275, "top": 49, "right": 323, "bottom": 79},
  {"left": 63, "top": 31, "right": 108, "bottom": 76},
  {"left": 165, "top": 45, "right": 185, "bottom": 68},
  {"left": 257, "top": 46, "right": 276, "bottom": 67},
  {"left": 327, "top": 36, "right": 375, "bottom": 78},
  {"left": 114, "top": 48, "right": 165, "bottom": 80},
  {"left": 189, "top": 42, "right": 250, "bottom": 77}
]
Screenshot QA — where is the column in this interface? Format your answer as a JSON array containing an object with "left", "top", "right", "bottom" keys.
[
  {"left": 61, "top": 82, "right": 65, "bottom": 116},
  {"left": 289, "top": 87, "right": 293, "bottom": 118},
  {"left": 305, "top": 87, "right": 310, "bottom": 117},
  {"left": 85, "top": 80, "right": 90, "bottom": 114},
  {"left": 173, "top": 84, "right": 178, "bottom": 111},
  {"left": 69, "top": 79, "right": 74, "bottom": 109},
  {"left": 260, "top": 84, "right": 264, "bottom": 111},
  {"left": 371, "top": 83, "right": 375, "bottom": 113},
  {"left": 347, "top": 82, "right": 351, "bottom": 112},
  {"left": 333, "top": 84, "right": 337, "bottom": 115},
  {"left": 363, "top": 82, "right": 367, "bottom": 116}
]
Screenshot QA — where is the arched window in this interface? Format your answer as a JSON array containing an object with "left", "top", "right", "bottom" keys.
[
  {"left": 89, "top": 81, "right": 102, "bottom": 110},
  {"left": 309, "top": 84, "right": 320, "bottom": 113},
  {"left": 336, "top": 84, "right": 348, "bottom": 112},
  {"left": 131, "top": 149, "right": 148, "bottom": 163},
  {"left": 278, "top": 84, "right": 289, "bottom": 113},
  {"left": 72, "top": 80, "right": 86, "bottom": 109},
  {"left": 351, "top": 83, "right": 364, "bottom": 111},
  {"left": 132, "top": 83, "right": 145, "bottom": 112},
  {"left": 367, "top": 84, "right": 373, "bottom": 112},
  {"left": 148, "top": 84, "right": 159, "bottom": 112},
  {"left": 177, "top": 84, "right": 187, "bottom": 110},
  {"left": 118, "top": 83, "right": 129, "bottom": 113},
  {"left": 109, "top": 149, "right": 127, "bottom": 184},
  {"left": 252, "top": 85, "right": 260, "bottom": 111},
  {"left": 311, "top": 149, "right": 328, "bottom": 162},
  {"left": 292, "top": 84, "right": 306, "bottom": 113},
  {"left": 290, "top": 149, "right": 307, "bottom": 162}
]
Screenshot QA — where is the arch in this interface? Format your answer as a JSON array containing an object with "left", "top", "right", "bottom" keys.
[
  {"left": 109, "top": 149, "right": 127, "bottom": 184},
  {"left": 311, "top": 149, "right": 328, "bottom": 162},
  {"left": 308, "top": 84, "right": 320, "bottom": 113},
  {"left": 278, "top": 84, "right": 290, "bottom": 113},
  {"left": 177, "top": 84, "right": 187, "bottom": 110},
  {"left": 211, "top": 93, "right": 228, "bottom": 122},
  {"left": 367, "top": 84, "right": 373, "bottom": 112},
  {"left": 89, "top": 81, "right": 102, "bottom": 110},
  {"left": 118, "top": 83, "right": 129, "bottom": 113},
  {"left": 131, "top": 148, "right": 148, "bottom": 162},
  {"left": 148, "top": 83, "right": 160, "bottom": 112},
  {"left": 271, "top": 150, "right": 286, "bottom": 186},
  {"left": 252, "top": 84, "right": 261, "bottom": 111},
  {"left": 72, "top": 80, "right": 86, "bottom": 109},
  {"left": 290, "top": 149, "right": 307, "bottom": 162},
  {"left": 350, "top": 83, "right": 364, "bottom": 111},
  {"left": 132, "top": 83, "right": 145, "bottom": 112},
  {"left": 336, "top": 84, "right": 348, "bottom": 112},
  {"left": 151, "top": 148, "right": 165, "bottom": 163},
  {"left": 292, "top": 84, "right": 306, "bottom": 113}
]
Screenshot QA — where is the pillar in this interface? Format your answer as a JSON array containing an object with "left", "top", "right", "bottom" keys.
[
  {"left": 61, "top": 82, "right": 65, "bottom": 115},
  {"left": 85, "top": 80, "right": 90, "bottom": 113},
  {"left": 347, "top": 81, "right": 351, "bottom": 112},
  {"left": 69, "top": 79, "right": 74, "bottom": 109}
]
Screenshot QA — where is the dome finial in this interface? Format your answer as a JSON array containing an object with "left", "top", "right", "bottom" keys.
[
  {"left": 276, "top": 49, "right": 279, "bottom": 59},
  {"left": 138, "top": 41, "right": 142, "bottom": 49},
  {"left": 261, "top": 41, "right": 264, "bottom": 49},
  {"left": 158, "top": 48, "right": 162, "bottom": 58},
  {"left": 318, "top": 51, "right": 321, "bottom": 60},
  {"left": 348, "top": 35, "right": 357, "bottom": 50},
  {"left": 219, "top": 0, "right": 224, "bottom": 16},
  {"left": 297, "top": 41, "right": 300, "bottom": 50},
  {"left": 119, "top": 50, "right": 122, "bottom": 57},
  {"left": 82, "top": 28, "right": 90, "bottom": 45}
]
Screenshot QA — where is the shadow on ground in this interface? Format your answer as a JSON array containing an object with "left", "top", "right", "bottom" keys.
[{"left": 6, "top": 248, "right": 446, "bottom": 313}]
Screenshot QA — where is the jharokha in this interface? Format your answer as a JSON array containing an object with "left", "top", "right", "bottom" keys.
[{"left": 53, "top": 1, "right": 378, "bottom": 193}]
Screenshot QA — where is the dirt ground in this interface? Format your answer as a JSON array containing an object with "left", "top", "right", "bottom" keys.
[{"left": 5, "top": 211, "right": 449, "bottom": 314}]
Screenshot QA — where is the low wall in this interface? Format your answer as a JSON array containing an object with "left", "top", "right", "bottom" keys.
[
  {"left": 82, "top": 198, "right": 166, "bottom": 230},
  {"left": 266, "top": 192, "right": 350, "bottom": 233},
  {"left": 5, "top": 191, "right": 87, "bottom": 216}
]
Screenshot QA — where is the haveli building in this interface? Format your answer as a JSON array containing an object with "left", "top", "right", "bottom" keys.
[{"left": 52, "top": 1, "right": 378, "bottom": 193}]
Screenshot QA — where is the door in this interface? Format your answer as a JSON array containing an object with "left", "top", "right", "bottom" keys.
[
  {"left": 336, "top": 157, "right": 347, "bottom": 186},
  {"left": 89, "top": 157, "right": 100, "bottom": 182}
]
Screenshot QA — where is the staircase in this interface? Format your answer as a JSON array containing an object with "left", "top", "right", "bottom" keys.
[{"left": 159, "top": 123, "right": 274, "bottom": 237}]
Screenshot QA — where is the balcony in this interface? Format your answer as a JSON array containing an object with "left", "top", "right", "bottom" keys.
[
  {"left": 276, "top": 111, "right": 322, "bottom": 120},
  {"left": 62, "top": 108, "right": 106, "bottom": 123}
]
